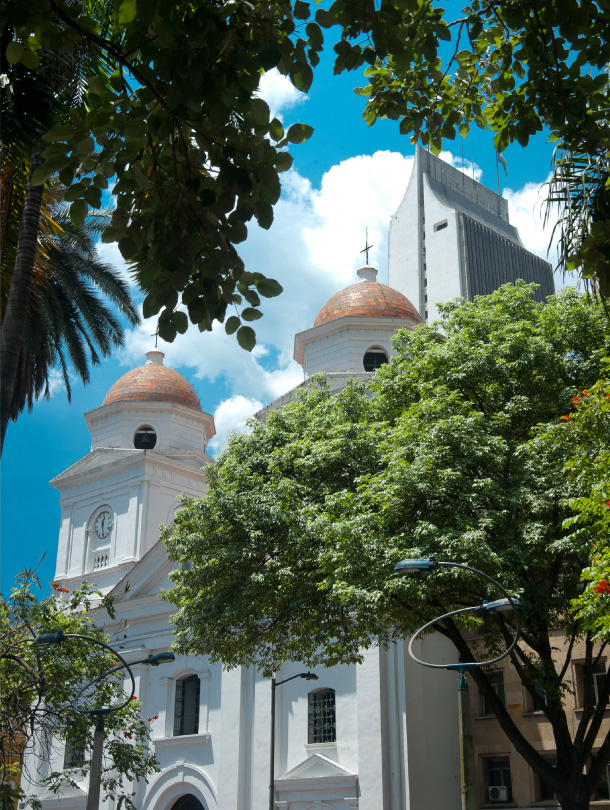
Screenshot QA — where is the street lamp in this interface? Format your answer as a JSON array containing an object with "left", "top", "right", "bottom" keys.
[
  {"left": 32, "top": 631, "right": 174, "bottom": 810},
  {"left": 394, "top": 557, "right": 521, "bottom": 810},
  {"left": 269, "top": 671, "right": 318, "bottom": 810}
]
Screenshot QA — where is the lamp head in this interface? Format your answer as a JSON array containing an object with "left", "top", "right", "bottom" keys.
[
  {"left": 32, "top": 630, "right": 65, "bottom": 648},
  {"left": 146, "top": 652, "right": 175, "bottom": 666},
  {"left": 481, "top": 598, "right": 521, "bottom": 614},
  {"left": 300, "top": 672, "right": 319, "bottom": 681},
  {"left": 394, "top": 556, "right": 437, "bottom": 574}
]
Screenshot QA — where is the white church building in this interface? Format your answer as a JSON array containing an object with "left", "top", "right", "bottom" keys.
[{"left": 24, "top": 149, "right": 554, "bottom": 810}]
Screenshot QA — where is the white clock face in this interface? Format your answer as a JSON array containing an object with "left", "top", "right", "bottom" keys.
[{"left": 94, "top": 511, "right": 113, "bottom": 540}]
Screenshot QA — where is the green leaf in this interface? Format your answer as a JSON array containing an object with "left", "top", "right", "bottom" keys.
[
  {"left": 6, "top": 41, "right": 24, "bottom": 64},
  {"left": 269, "top": 118, "right": 284, "bottom": 141},
  {"left": 275, "top": 151, "right": 293, "bottom": 172},
  {"left": 42, "top": 124, "right": 74, "bottom": 142},
  {"left": 70, "top": 199, "right": 88, "bottom": 227},
  {"left": 62, "top": 183, "right": 85, "bottom": 202},
  {"left": 236, "top": 325, "right": 256, "bottom": 351},
  {"left": 256, "top": 278, "right": 283, "bottom": 298},
  {"left": 30, "top": 162, "right": 54, "bottom": 186},
  {"left": 118, "top": 0, "right": 137, "bottom": 24},
  {"left": 254, "top": 200, "right": 274, "bottom": 230},
  {"left": 225, "top": 315, "right": 241, "bottom": 335},
  {"left": 286, "top": 123, "right": 314, "bottom": 144},
  {"left": 172, "top": 311, "right": 188, "bottom": 334},
  {"left": 21, "top": 48, "right": 40, "bottom": 69},
  {"left": 251, "top": 98, "right": 270, "bottom": 126},
  {"left": 294, "top": 0, "right": 310, "bottom": 19},
  {"left": 158, "top": 320, "right": 177, "bottom": 342},
  {"left": 88, "top": 75, "right": 108, "bottom": 96},
  {"left": 241, "top": 307, "right": 263, "bottom": 321},
  {"left": 76, "top": 136, "right": 95, "bottom": 155},
  {"left": 289, "top": 62, "right": 314, "bottom": 93},
  {"left": 199, "top": 189, "right": 216, "bottom": 206},
  {"left": 84, "top": 186, "right": 102, "bottom": 208},
  {"left": 143, "top": 293, "right": 162, "bottom": 319},
  {"left": 315, "top": 8, "right": 335, "bottom": 27}
]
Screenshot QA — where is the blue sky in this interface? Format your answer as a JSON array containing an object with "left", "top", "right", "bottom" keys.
[{"left": 1, "top": 47, "right": 565, "bottom": 597}]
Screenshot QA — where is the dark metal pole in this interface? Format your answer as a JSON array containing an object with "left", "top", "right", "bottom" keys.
[
  {"left": 269, "top": 677, "right": 276, "bottom": 810},
  {"left": 86, "top": 715, "right": 105, "bottom": 810}
]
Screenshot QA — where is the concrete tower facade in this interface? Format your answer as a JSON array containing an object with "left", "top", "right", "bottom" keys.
[{"left": 388, "top": 147, "right": 555, "bottom": 323}]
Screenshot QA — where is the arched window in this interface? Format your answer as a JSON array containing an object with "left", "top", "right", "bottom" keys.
[
  {"left": 363, "top": 349, "right": 388, "bottom": 372},
  {"left": 308, "top": 688, "right": 336, "bottom": 743},
  {"left": 170, "top": 796, "right": 205, "bottom": 810},
  {"left": 134, "top": 425, "right": 157, "bottom": 450},
  {"left": 174, "top": 675, "right": 200, "bottom": 736}
]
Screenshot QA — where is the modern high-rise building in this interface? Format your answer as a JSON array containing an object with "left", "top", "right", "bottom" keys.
[{"left": 388, "top": 147, "right": 555, "bottom": 323}]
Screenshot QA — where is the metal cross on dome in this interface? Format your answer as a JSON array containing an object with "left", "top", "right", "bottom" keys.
[
  {"left": 151, "top": 323, "right": 160, "bottom": 349},
  {"left": 360, "top": 228, "right": 374, "bottom": 265}
]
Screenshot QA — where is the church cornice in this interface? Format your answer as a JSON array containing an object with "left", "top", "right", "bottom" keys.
[
  {"left": 50, "top": 447, "right": 209, "bottom": 493},
  {"left": 85, "top": 398, "right": 215, "bottom": 436}
]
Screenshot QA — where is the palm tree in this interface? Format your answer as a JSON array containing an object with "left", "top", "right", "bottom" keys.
[
  {"left": 1, "top": 11, "right": 125, "bottom": 451},
  {"left": 1, "top": 160, "right": 140, "bottom": 428},
  {"left": 545, "top": 146, "right": 610, "bottom": 308}
]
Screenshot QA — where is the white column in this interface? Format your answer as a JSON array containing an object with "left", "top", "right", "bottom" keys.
[{"left": 356, "top": 648, "right": 385, "bottom": 810}]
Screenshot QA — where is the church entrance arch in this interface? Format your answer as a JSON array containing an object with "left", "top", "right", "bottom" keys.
[{"left": 169, "top": 796, "right": 205, "bottom": 810}]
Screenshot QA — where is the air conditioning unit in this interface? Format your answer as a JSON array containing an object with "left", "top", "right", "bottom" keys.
[{"left": 489, "top": 786, "right": 509, "bottom": 802}]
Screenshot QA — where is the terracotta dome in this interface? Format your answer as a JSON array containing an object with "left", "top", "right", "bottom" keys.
[
  {"left": 314, "top": 266, "right": 422, "bottom": 327},
  {"left": 103, "top": 350, "right": 201, "bottom": 411}
]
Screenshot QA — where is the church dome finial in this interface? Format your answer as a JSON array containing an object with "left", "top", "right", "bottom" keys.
[{"left": 357, "top": 265, "right": 378, "bottom": 282}]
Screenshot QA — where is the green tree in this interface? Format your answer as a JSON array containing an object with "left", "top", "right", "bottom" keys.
[
  {"left": 551, "top": 366, "right": 610, "bottom": 635},
  {"left": 2, "top": 0, "right": 315, "bottom": 349},
  {"left": 165, "top": 284, "right": 610, "bottom": 810},
  {"left": 6, "top": 0, "right": 610, "bottom": 323},
  {"left": 1, "top": 158, "right": 140, "bottom": 442},
  {"left": 0, "top": 568, "right": 158, "bottom": 810},
  {"left": 546, "top": 148, "right": 610, "bottom": 301},
  {"left": 0, "top": 13, "right": 124, "bottom": 453}
]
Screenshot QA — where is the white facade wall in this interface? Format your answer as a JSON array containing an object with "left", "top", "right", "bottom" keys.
[
  {"left": 422, "top": 178, "right": 462, "bottom": 323},
  {"left": 296, "top": 317, "right": 419, "bottom": 379},
  {"left": 86, "top": 401, "right": 213, "bottom": 454}
]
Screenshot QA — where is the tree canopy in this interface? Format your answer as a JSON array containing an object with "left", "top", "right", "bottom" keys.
[
  {"left": 0, "top": 570, "right": 158, "bottom": 810},
  {"left": 165, "top": 283, "right": 610, "bottom": 810},
  {"left": 4, "top": 0, "right": 610, "bottom": 342}
]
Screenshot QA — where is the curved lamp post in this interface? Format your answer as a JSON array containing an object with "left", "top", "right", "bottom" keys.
[
  {"left": 270, "top": 671, "right": 318, "bottom": 810},
  {"left": 32, "top": 630, "right": 174, "bottom": 810},
  {"left": 394, "top": 557, "right": 521, "bottom": 810}
]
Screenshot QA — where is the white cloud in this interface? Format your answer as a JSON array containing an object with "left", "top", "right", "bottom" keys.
[
  {"left": 208, "top": 394, "right": 264, "bottom": 455},
  {"left": 302, "top": 150, "right": 414, "bottom": 286},
  {"left": 46, "top": 368, "right": 64, "bottom": 398},
  {"left": 258, "top": 69, "right": 307, "bottom": 121}
]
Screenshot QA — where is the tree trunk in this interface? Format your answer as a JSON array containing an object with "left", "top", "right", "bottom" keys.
[
  {"left": 1, "top": 147, "right": 44, "bottom": 454},
  {"left": 557, "top": 782, "right": 594, "bottom": 810}
]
